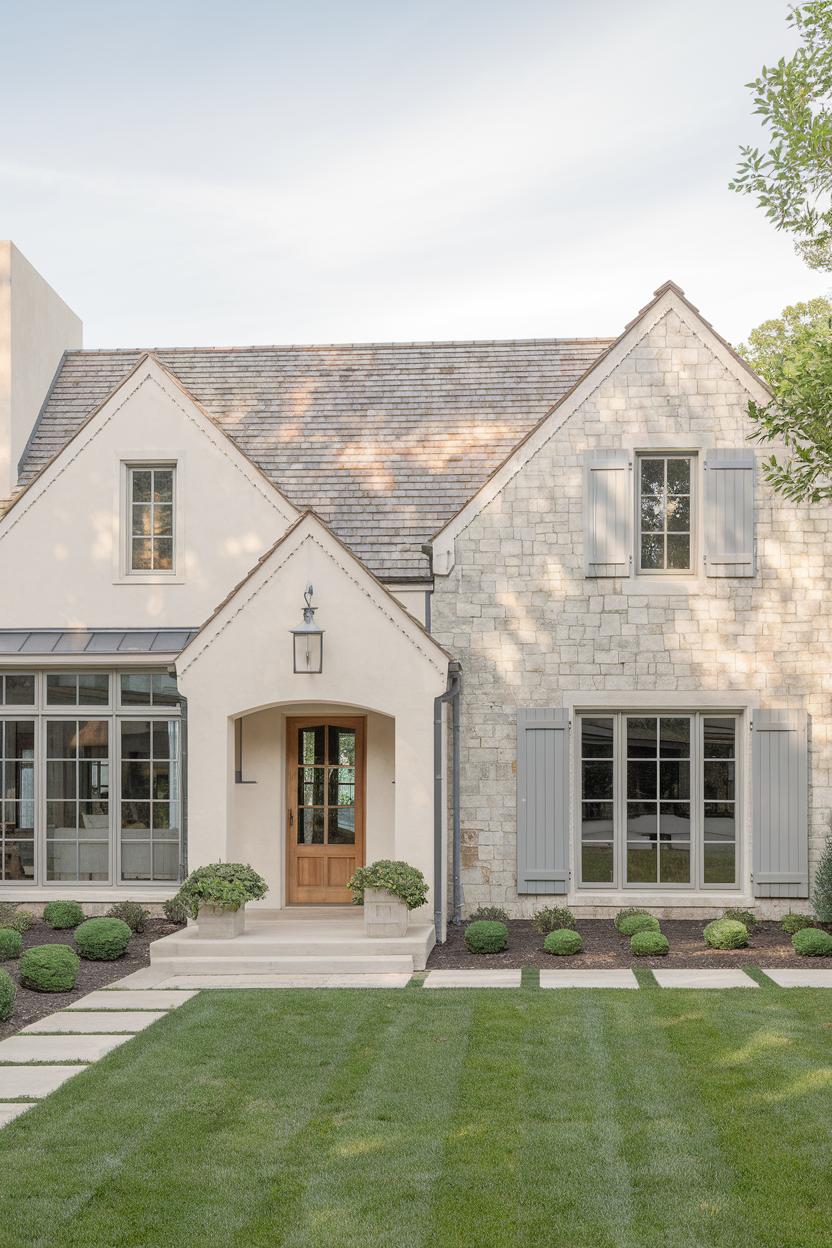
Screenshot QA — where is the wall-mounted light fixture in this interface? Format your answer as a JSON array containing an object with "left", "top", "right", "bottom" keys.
[{"left": 290, "top": 584, "right": 324, "bottom": 673}]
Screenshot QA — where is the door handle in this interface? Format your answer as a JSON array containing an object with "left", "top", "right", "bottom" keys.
[{"left": 288, "top": 808, "right": 294, "bottom": 827}]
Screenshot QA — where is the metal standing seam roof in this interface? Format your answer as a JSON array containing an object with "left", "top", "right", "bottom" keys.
[
  {"left": 16, "top": 337, "right": 613, "bottom": 581},
  {"left": 0, "top": 629, "right": 199, "bottom": 656}
]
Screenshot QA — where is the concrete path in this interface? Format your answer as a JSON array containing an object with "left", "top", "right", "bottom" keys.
[
  {"left": 762, "top": 968, "right": 832, "bottom": 987},
  {"left": 0, "top": 980, "right": 198, "bottom": 1129},
  {"left": 652, "top": 969, "right": 758, "bottom": 988},
  {"left": 540, "top": 969, "right": 639, "bottom": 988},
  {"left": 424, "top": 969, "right": 522, "bottom": 988}
]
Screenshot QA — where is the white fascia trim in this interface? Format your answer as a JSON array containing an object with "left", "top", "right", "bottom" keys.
[
  {"left": 0, "top": 654, "right": 182, "bottom": 668},
  {"left": 430, "top": 289, "right": 771, "bottom": 576}
]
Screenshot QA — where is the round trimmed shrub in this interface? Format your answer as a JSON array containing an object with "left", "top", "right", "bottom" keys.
[
  {"left": 792, "top": 927, "right": 832, "bottom": 957},
  {"left": 531, "top": 906, "right": 576, "bottom": 934},
  {"left": 781, "top": 912, "right": 816, "bottom": 935},
  {"left": 464, "top": 920, "right": 508, "bottom": 954},
  {"left": 614, "top": 907, "right": 649, "bottom": 932},
  {"left": 618, "top": 913, "right": 660, "bottom": 937},
  {"left": 0, "top": 969, "right": 14, "bottom": 1020},
  {"left": 43, "top": 900, "right": 84, "bottom": 930},
  {"left": 704, "top": 918, "right": 748, "bottom": 949},
  {"left": 20, "top": 944, "right": 79, "bottom": 992},
  {"left": 631, "top": 930, "right": 670, "bottom": 957},
  {"left": 106, "top": 901, "right": 149, "bottom": 933},
  {"left": 544, "top": 929, "right": 583, "bottom": 956},
  {"left": 0, "top": 928, "right": 22, "bottom": 960},
  {"left": 74, "top": 917, "right": 132, "bottom": 961}
]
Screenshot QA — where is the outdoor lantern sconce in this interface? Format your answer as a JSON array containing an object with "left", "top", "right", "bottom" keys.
[{"left": 291, "top": 584, "right": 324, "bottom": 673}]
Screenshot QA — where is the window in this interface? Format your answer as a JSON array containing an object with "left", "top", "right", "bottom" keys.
[
  {"left": 637, "top": 455, "right": 694, "bottom": 572},
  {"left": 0, "top": 670, "right": 181, "bottom": 887},
  {"left": 128, "top": 466, "right": 175, "bottom": 573},
  {"left": 579, "top": 713, "right": 738, "bottom": 889},
  {"left": 120, "top": 719, "right": 180, "bottom": 882}
]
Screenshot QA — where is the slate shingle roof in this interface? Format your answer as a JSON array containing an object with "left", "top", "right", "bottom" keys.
[{"left": 19, "top": 338, "right": 612, "bottom": 580}]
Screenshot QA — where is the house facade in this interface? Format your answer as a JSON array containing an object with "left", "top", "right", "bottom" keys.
[{"left": 0, "top": 242, "right": 825, "bottom": 936}]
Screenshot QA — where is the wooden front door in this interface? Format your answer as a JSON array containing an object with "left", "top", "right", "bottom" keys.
[{"left": 286, "top": 716, "right": 365, "bottom": 904}]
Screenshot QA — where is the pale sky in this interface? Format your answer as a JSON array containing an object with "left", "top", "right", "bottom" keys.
[{"left": 1, "top": 0, "right": 829, "bottom": 348}]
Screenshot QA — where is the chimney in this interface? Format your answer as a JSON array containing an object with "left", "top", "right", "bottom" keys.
[{"left": 0, "top": 242, "right": 82, "bottom": 500}]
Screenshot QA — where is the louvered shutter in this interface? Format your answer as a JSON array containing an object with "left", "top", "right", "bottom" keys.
[
  {"left": 752, "top": 710, "right": 809, "bottom": 898},
  {"left": 517, "top": 710, "right": 570, "bottom": 894},
  {"left": 583, "top": 450, "right": 632, "bottom": 576},
  {"left": 704, "top": 449, "right": 755, "bottom": 577}
]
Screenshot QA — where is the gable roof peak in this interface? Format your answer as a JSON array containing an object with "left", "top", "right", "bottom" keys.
[{"left": 652, "top": 279, "right": 686, "bottom": 298}]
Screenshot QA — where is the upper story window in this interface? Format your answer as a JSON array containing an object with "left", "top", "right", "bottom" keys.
[
  {"left": 637, "top": 455, "right": 694, "bottom": 573},
  {"left": 129, "top": 466, "right": 175, "bottom": 574}
]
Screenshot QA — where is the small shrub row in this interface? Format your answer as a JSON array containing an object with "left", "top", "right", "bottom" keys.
[
  {"left": 704, "top": 919, "right": 749, "bottom": 949},
  {"left": 464, "top": 920, "right": 508, "bottom": 954},
  {"left": 793, "top": 927, "right": 832, "bottom": 957},
  {"left": 43, "top": 899, "right": 85, "bottom": 929},
  {"left": 0, "top": 969, "right": 14, "bottom": 1020},
  {"left": 781, "top": 912, "right": 815, "bottom": 935},
  {"left": 531, "top": 906, "right": 575, "bottom": 934},
  {"left": 544, "top": 929, "right": 582, "bottom": 956},
  {"left": 20, "top": 945, "right": 80, "bottom": 992},
  {"left": 613, "top": 909, "right": 669, "bottom": 956}
]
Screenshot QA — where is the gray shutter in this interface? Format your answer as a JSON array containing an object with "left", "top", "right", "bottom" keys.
[
  {"left": 517, "top": 709, "right": 570, "bottom": 894},
  {"left": 704, "top": 449, "right": 755, "bottom": 577},
  {"left": 752, "top": 710, "right": 809, "bottom": 898},
  {"left": 583, "top": 450, "right": 632, "bottom": 576}
]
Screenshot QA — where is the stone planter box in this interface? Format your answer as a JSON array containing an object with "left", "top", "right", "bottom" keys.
[
  {"left": 196, "top": 903, "right": 246, "bottom": 939},
  {"left": 364, "top": 888, "right": 408, "bottom": 937}
]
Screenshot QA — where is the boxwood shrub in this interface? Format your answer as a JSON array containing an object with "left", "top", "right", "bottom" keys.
[
  {"left": 20, "top": 944, "right": 80, "bottom": 992},
  {"left": 43, "top": 900, "right": 84, "bottom": 930},
  {"left": 614, "top": 907, "right": 650, "bottom": 932},
  {"left": 106, "top": 901, "right": 149, "bottom": 933},
  {"left": 75, "top": 917, "right": 132, "bottom": 961},
  {"left": 631, "top": 930, "right": 670, "bottom": 957},
  {"left": 543, "top": 929, "right": 583, "bottom": 956},
  {"left": 618, "top": 913, "right": 660, "bottom": 937},
  {"left": 0, "top": 969, "right": 14, "bottom": 1020},
  {"left": 464, "top": 920, "right": 508, "bottom": 954},
  {"left": 531, "top": 906, "right": 576, "bottom": 934},
  {"left": 704, "top": 918, "right": 748, "bottom": 949},
  {"left": 0, "top": 928, "right": 22, "bottom": 960},
  {"left": 792, "top": 927, "right": 832, "bottom": 957},
  {"left": 0, "top": 903, "right": 34, "bottom": 933},
  {"left": 781, "top": 912, "right": 816, "bottom": 935}
]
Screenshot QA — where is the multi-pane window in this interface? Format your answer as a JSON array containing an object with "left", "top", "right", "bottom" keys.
[
  {"left": 638, "top": 455, "right": 693, "bottom": 572},
  {"left": 0, "top": 670, "right": 181, "bottom": 887},
  {"left": 120, "top": 720, "right": 180, "bottom": 882},
  {"left": 129, "top": 466, "right": 175, "bottom": 572},
  {"left": 579, "top": 713, "right": 738, "bottom": 889},
  {"left": 297, "top": 725, "right": 357, "bottom": 846},
  {"left": 46, "top": 719, "right": 110, "bottom": 882},
  {"left": 0, "top": 721, "right": 35, "bottom": 881}
]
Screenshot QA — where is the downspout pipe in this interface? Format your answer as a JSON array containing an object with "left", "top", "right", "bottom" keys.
[{"left": 434, "top": 662, "right": 462, "bottom": 940}]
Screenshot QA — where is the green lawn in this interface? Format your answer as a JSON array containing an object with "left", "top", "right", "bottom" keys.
[{"left": 2, "top": 986, "right": 832, "bottom": 1247}]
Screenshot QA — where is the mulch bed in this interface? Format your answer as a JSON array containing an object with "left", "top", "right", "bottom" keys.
[
  {"left": 0, "top": 918, "right": 180, "bottom": 1040},
  {"left": 427, "top": 919, "right": 832, "bottom": 971}
]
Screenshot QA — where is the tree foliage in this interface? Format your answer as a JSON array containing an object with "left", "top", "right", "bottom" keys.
[
  {"left": 731, "top": 2, "right": 832, "bottom": 268},
  {"left": 738, "top": 297, "right": 832, "bottom": 501}
]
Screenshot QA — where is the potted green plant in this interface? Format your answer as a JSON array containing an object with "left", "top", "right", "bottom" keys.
[
  {"left": 347, "top": 860, "right": 429, "bottom": 937},
  {"left": 174, "top": 862, "right": 268, "bottom": 938}
]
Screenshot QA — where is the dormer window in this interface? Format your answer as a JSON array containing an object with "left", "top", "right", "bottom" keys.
[{"left": 128, "top": 465, "right": 175, "bottom": 573}]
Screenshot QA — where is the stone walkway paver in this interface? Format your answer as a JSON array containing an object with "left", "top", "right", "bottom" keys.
[
  {"left": 66, "top": 990, "right": 196, "bottom": 1010},
  {"left": 24, "top": 1010, "right": 168, "bottom": 1034},
  {"left": 0, "top": 1102, "right": 36, "bottom": 1126},
  {"left": 0, "top": 1034, "right": 131, "bottom": 1063},
  {"left": 540, "top": 969, "right": 639, "bottom": 989},
  {"left": 0, "top": 1065, "right": 85, "bottom": 1099},
  {"left": 653, "top": 969, "right": 758, "bottom": 989},
  {"left": 424, "top": 969, "right": 522, "bottom": 988},
  {"left": 762, "top": 968, "right": 832, "bottom": 987}
]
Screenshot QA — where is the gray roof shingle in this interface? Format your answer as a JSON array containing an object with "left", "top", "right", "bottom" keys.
[{"left": 18, "top": 337, "right": 611, "bottom": 580}]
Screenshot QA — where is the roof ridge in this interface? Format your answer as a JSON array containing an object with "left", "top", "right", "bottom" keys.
[{"left": 62, "top": 336, "right": 615, "bottom": 357}]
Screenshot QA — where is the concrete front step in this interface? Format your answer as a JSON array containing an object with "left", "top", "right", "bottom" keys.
[
  {"left": 150, "top": 953, "right": 416, "bottom": 975},
  {"left": 155, "top": 937, "right": 427, "bottom": 960}
]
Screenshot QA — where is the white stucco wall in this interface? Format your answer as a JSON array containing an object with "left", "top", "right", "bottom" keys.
[
  {"left": 177, "top": 514, "right": 448, "bottom": 915},
  {"left": 0, "top": 242, "right": 82, "bottom": 502},
  {"left": 0, "top": 358, "right": 297, "bottom": 628}
]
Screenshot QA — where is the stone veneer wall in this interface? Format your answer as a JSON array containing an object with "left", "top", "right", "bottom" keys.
[{"left": 430, "top": 308, "right": 832, "bottom": 917}]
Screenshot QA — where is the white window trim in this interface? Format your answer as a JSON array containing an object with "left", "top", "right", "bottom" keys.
[
  {"left": 113, "top": 453, "right": 186, "bottom": 585},
  {"left": 0, "top": 670, "right": 181, "bottom": 891},
  {"left": 565, "top": 697, "right": 752, "bottom": 905}
]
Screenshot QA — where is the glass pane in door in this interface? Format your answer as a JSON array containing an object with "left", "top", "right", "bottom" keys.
[{"left": 296, "top": 725, "right": 357, "bottom": 846}]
